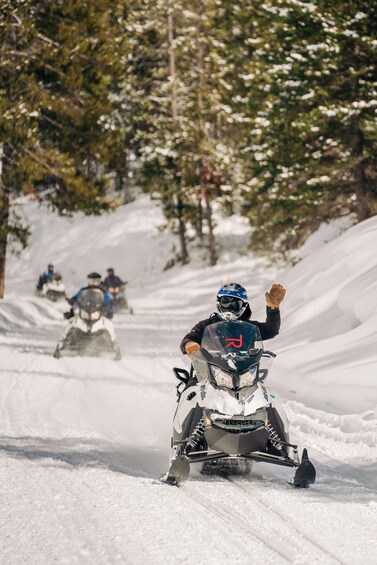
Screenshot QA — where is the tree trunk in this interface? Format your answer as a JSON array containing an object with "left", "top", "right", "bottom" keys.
[
  {"left": 115, "top": 162, "right": 133, "bottom": 203},
  {"left": 168, "top": 11, "right": 178, "bottom": 124},
  {"left": 349, "top": 117, "right": 369, "bottom": 222},
  {"left": 0, "top": 187, "right": 9, "bottom": 300},
  {"left": 197, "top": 191, "right": 204, "bottom": 240},
  {"left": 168, "top": 8, "right": 189, "bottom": 264},
  {"left": 204, "top": 192, "right": 217, "bottom": 266},
  {"left": 196, "top": 40, "right": 204, "bottom": 242},
  {"left": 196, "top": 27, "right": 217, "bottom": 264},
  {"left": 177, "top": 194, "right": 189, "bottom": 264},
  {"left": 354, "top": 163, "right": 369, "bottom": 222}
]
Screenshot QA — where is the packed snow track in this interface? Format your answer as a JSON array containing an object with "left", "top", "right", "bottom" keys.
[
  {"left": 0, "top": 301, "right": 376, "bottom": 564},
  {"left": 1, "top": 197, "right": 376, "bottom": 563}
]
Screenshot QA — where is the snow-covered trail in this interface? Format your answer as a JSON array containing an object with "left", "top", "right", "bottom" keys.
[
  {"left": 1, "top": 196, "right": 377, "bottom": 563},
  {"left": 0, "top": 296, "right": 376, "bottom": 565}
]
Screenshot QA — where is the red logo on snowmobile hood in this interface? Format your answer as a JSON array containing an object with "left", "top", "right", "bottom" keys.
[{"left": 225, "top": 335, "right": 243, "bottom": 349}]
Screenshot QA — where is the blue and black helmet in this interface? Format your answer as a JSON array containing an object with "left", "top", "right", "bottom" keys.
[{"left": 216, "top": 283, "right": 248, "bottom": 320}]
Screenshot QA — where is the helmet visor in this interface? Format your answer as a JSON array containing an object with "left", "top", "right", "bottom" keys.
[{"left": 219, "top": 296, "right": 245, "bottom": 313}]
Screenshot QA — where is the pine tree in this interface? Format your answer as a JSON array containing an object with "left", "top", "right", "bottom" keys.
[
  {"left": 124, "top": 1, "right": 257, "bottom": 266},
  {"left": 0, "top": 0, "right": 128, "bottom": 296},
  {"left": 240, "top": 0, "right": 377, "bottom": 255}
]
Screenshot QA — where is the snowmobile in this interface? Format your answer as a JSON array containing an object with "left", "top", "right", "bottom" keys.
[
  {"left": 163, "top": 321, "right": 316, "bottom": 488},
  {"left": 107, "top": 283, "right": 134, "bottom": 315},
  {"left": 53, "top": 287, "right": 121, "bottom": 360},
  {"left": 38, "top": 277, "right": 67, "bottom": 302}
]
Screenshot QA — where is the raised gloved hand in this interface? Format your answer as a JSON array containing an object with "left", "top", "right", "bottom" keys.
[
  {"left": 185, "top": 341, "right": 201, "bottom": 356},
  {"left": 265, "top": 283, "right": 286, "bottom": 309}
]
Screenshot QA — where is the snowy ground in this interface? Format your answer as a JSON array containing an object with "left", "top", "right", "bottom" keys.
[{"left": 0, "top": 196, "right": 376, "bottom": 564}]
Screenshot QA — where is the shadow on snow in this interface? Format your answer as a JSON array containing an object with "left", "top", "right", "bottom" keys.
[{"left": 0, "top": 436, "right": 168, "bottom": 480}]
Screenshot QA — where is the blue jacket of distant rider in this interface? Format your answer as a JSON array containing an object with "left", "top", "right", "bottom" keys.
[
  {"left": 70, "top": 285, "right": 114, "bottom": 317},
  {"left": 37, "top": 271, "right": 54, "bottom": 289}
]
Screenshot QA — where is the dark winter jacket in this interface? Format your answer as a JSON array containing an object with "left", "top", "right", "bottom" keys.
[
  {"left": 103, "top": 275, "right": 124, "bottom": 289},
  {"left": 180, "top": 304, "right": 281, "bottom": 354}
]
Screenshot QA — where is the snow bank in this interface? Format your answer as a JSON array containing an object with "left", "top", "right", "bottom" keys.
[
  {"left": 1, "top": 194, "right": 377, "bottom": 564},
  {"left": 3, "top": 196, "right": 377, "bottom": 416},
  {"left": 6, "top": 195, "right": 176, "bottom": 296},
  {"left": 271, "top": 215, "right": 377, "bottom": 413}
]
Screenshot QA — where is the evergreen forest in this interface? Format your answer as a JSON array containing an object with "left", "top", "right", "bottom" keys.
[{"left": 1, "top": 0, "right": 377, "bottom": 294}]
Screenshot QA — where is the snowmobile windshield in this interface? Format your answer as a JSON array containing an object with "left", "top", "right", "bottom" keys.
[
  {"left": 201, "top": 321, "right": 263, "bottom": 373},
  {"left": 78, "top": 288, "right": 104, "bottom": 315}
]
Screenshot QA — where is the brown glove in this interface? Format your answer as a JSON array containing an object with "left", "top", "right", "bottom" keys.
[
  {"left": 185, "top": 341, "right": 201, "bottom": 355},
  {"left": 265, "top": 283, "right": 286, "bottom": 309}
]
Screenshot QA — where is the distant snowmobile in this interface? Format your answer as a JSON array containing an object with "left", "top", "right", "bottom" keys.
[
  {"left": 162, "top": 321, "right": 316, "bottom": 488},
  {"left": 107, "top": 283, "right": 134, "bottom": 315},
  {"left": 53, "top": 287, "right": 121, "bottom": 360},
  {"left": 37, "top": 274, "right": 67, "bottom": 302}
]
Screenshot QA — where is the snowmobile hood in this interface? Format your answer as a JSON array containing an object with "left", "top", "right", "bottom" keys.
[{"left": 201, "top": 321, "right": 263, "bottom": 374}]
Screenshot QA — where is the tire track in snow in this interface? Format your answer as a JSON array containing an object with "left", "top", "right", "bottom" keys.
[
  {"left": 226, "top": 476, "right": 345, "bottom": 565},
  {"left": 0, "top": 457, "right": 138, "bottom": 565},
  {"left": 55, "top": 472, "right": 133, "bottom": 564},
  {"left": 0, "top": 375, "right": 18, "bottom": 432},
  {"left": 183, "top": 481, "right": 295, "bottom": 562}
]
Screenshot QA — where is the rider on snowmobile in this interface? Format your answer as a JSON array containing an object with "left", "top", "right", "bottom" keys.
[
  {"left": 103, "top": 268, "right": 125, "bottom": 289},
  {"left": 36, "top": 264, "right": 55, "bottom": 291},
  {"left": 181, "top": 282, "right": 286, "bottom": 355},
  {"left": 166, "top": 282, "right": 316, "bottom": 488},
  {"left": 64, "top": 272, "right": 114, "bottom": 319}
]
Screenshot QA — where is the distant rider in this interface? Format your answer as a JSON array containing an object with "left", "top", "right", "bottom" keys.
[
  {"left": 64, "top": 272, "right": 114, "bottom": 319},
  {"left": 53, "top": 272, "right": 63, "bottom": 283},
  {"left": 103, "top": 267, "right": 130, "bottom": 311},
  {"left": 181, "top": 282, "right": 286, "bottom": 355},
  {"left": 103, "top": 268, "right": 126, "bottom": 290},
  {"left": 36, "top": 264, "right": 55, "bottom": 291}
]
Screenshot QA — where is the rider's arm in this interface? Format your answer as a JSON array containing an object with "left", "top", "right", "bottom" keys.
[
  {"left": 180, "top": 318, "right": 210, "bottom": 354},
  {"left": 102, "top": 290, "right": 115, "bottom": 317},
  {"left": 66, "top": 289, "right": 81, "bottom": 306},
  {"left": 251, "top": 307, "right": 281, "bottom": 340},
  {"left": 103, "top": 291, "right": 112, "bottom": 304}
]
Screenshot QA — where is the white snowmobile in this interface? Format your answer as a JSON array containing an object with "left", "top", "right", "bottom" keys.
[
  {"left": 40, "top": 278, "right": 67, "bottom": 302},
  {"left": 53, "top": 287, "right": 121, "bottom": 360},
  {"left": 163, "top": 321, "right": 316, "bottom": 488}
]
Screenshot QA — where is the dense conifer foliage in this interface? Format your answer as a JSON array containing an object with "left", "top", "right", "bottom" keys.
[
  {"left": 123, "top": 1, "right": 377, "bottom": 260},
  {"left": 1, "top": 0, "right": 376, "bottom": 291},
  {"left": 0, "top": 0, "right": 127, "bottom": 295},
  {"left": 240, "top": 0, "right": 377, "bottom": 253}
]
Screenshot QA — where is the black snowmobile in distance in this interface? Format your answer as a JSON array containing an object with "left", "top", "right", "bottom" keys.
[
  {"left": 163, "top": 321, "right": 316, "bottom": 487},
  {"left": 107, "top": 283, "right": 134, "bottom": 315},
  {"left": 54, "top": 287, "right": 121, "bottom": 360}
]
